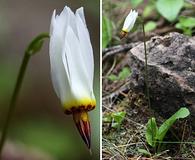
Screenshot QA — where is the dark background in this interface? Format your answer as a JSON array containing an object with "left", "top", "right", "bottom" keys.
[{"left": 0, "top": 0, "right": 100, "bottom": 159}]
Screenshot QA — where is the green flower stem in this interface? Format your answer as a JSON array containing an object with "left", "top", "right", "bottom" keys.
[
  {"left": 0, "top": 53, "right": 30, "bottom": 154},
  {"left": 0, "top": 33, "right": 49, "bottom": 157},
  {"left": 142, "top": 21, "right": 151, "bottom": 109}
]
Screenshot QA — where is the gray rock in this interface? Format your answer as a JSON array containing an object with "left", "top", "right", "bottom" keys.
[{"left": 129, "top": 32, "right": 195, "bottom": 126}]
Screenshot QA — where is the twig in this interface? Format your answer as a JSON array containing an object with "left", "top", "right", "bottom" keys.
[
  {"left": 103, "top": 138, "right": 127, "bottom": 160},
  {"left": 180, "top": 120, "right": 187, "bottom": 151},
  {"left": 105, "top": 57, "right": 117, "bottom": 77},
  {"left": 102, "top": 42, "right": 140, "bottom": 61},
  {"left": 102, "top": 79, "right": 131, "bottom": 100}
]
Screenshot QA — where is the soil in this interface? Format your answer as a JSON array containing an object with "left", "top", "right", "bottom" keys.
[{"left": 102, "top": 49, "right": 195, "bottom": 160}]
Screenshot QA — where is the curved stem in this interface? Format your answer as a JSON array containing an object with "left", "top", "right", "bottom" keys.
[
  {"left": 0, "top": 33, "right": 49, "bottom": 158},
  {"left": 0, "top": 53, "right": 30, "bottom": 156}
]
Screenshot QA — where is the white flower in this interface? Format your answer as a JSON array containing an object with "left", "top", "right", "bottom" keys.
[
  {"left": 122, "top": 9, "right": 138, "bottom": 33},
  {"left": 49, "top": 6, "right": 96, "bottom": 113},
  {"left": 49, "top": 6, "right": 96, "bottom": 149}
]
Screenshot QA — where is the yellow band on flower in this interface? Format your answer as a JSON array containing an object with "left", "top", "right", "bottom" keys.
[
  {"left": 122, "top": 29, "right": 129, "bottom": 33},
  {"left": 63, "top": 98, "right": 96, "bottom": 114}
]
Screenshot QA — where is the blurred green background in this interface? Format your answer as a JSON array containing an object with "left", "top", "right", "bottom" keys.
[{"left": 0, "top": 0, "right": 100, "bottom": 159}]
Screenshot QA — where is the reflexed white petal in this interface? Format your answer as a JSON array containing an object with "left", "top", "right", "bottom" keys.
[
  {"left": 49, "top": 29, "right": 71, "bottom": 101},
  {"left": 63, "top": 26, "right": 91, "bottom": 99},
  {"left": 49, "top": 6, "right": 95, "bottom": 105},
  {"left": 122, "top": 9, "right": 138, "bottom": 32},
  {"left": 76, "top": 7, "right": 86, "bottom": 25},
  {"left": 50, "top": 10, "right": 56, "bottom": 35},
  {"left": 123, "top": 10, "right": 133, "bottom": 31},
  {"left": 65, "top": 6, "right": 77, "bottom": 35},
  {"left": 54, "top": 7, "right": 68, "bottom": 37},
  {"left": 130, "top": 10, "right": 138, "bottom": 29},
  {"left": 75, "top": 11, "right": 94, "bottom": 91},
  {"left": 49, "top": 7, "right": 71, "bottom": 102}
]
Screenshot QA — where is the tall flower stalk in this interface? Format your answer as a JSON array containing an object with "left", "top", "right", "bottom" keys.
[
  {"left": 141, "top": 20, "right": 151, "bottom": 108},
  {"left": 120, "top": 10, "right": 151, "bottom": 108},
  {"left": 0, "top": 33, "right": 49, "bottom": 157}
]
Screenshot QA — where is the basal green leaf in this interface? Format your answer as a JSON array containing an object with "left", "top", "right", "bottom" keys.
[
  {"left": 103, "top": 114, "right": 112, "bottom": 122},
  {"left": 145, "top": 21, "right": 157, "bottom": 32},
  {"left": 118, "top": 67, "right": 131, "bottom": 80},
  {"left": 138, "top": 148, "right": 151, "bottom": 156},
  {"left": 111, "top": 111, "right": 126, "bottom": 129},
  {"left": 102, "top": 16, "right": 113, "bottom": 49},
  {"left": 156, "top": 0, "right": 184, "bottom": 22},
  {"left": 143, "top": 4, "right": 155, "bottom": 18},
  {"left": 183, "top": 28, "right": 192, "bottom": 36},
  {"left": 107, "top": 74, "right": 118, "bottom": 81},
  {"left": 146, "top": 118, "right": 158, "bottom": 147},
  {"left": 157, "top": 107, "right": 190, "bottom": 141},
  {"left": 130, "top": 0, "right": 143, "bottom": 7},
  {"left": 175, "top": 16, "right": 195, "bottom": 35},
  {"left": 175, "top": 23, "right": 183, "bottom": 30},
  {"left": 178, "top": 16, "right": 195, "bottom": 28},
  {"left": 112, "top": 112, "right": 126, "bottom": 123}
]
